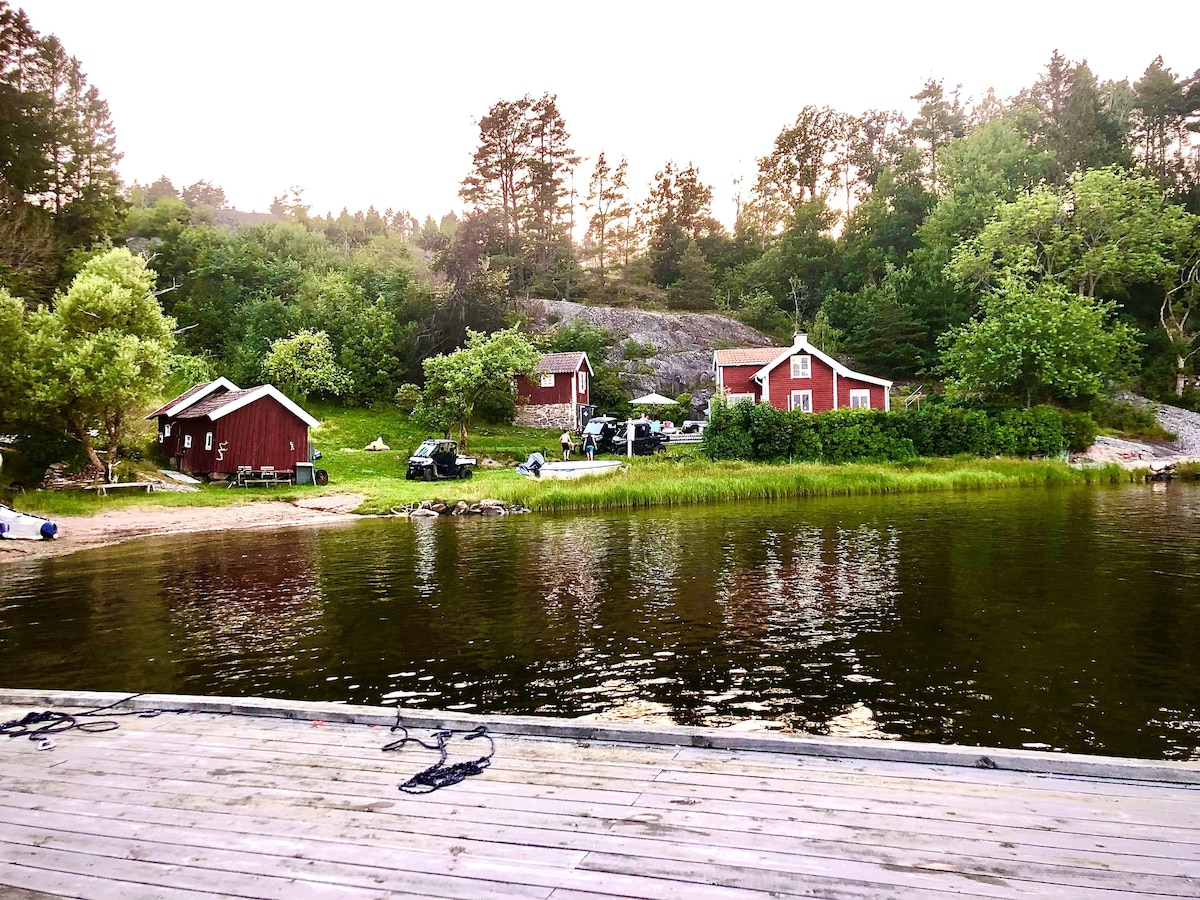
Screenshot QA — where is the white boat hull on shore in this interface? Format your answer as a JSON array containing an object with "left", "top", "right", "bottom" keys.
[
  {"left": 0, "top": 504, "right": 57, "bottom": 540},
  {"left": 530, "top": 460, "right": 624, "bottom": 480}
]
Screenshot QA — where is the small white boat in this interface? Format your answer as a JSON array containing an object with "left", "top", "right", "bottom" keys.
[
  {"left": 0, "top": 504, "right": 57, "bottom": 540},
  {"left": 530, "top": 460, "right": 624, "bottom": 480}
]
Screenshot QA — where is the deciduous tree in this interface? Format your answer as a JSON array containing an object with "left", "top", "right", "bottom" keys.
[
  {"left": 414, "top": 327, "right": 540, "bottom": 448},
  {"left": 263, "top": 329, "right": 352, "bottom": 400},
  {"left": 23, "top": 249, "right": 176, "bottom": 473},
  {"left": 939, "top": 277, "right": 1140, "bottom": 407}
]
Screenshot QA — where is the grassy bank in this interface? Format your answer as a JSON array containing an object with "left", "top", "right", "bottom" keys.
[
  {"left": 496, "top": 457, "right": 1138, "bottom": 513},
  {"left": 10, "top": 402, "right": 1143, "bottom": 518}
]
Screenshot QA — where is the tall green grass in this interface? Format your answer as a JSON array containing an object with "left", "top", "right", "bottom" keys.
[{"left": 494, "top": 458, "right": 1138, "bottom": 513}]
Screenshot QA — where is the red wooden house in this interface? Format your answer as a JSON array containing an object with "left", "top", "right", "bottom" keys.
[
  {"left": 713, "top": 333, "right": 891, "bottom": 414},
  {"left": 146, "top": 379, "right": 319, "bottom": 478},
  {"left": 514, "top": 351, "right": 595, "bottom": 429}
]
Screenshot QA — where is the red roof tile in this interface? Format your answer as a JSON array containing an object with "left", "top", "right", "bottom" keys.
[
  {"left": 713, "top": 347, "right": 785, "bottom": 367},
  {"left": 147, "top": 382, "right": 213, "bottom": 418},
  {"left": 175, "top": 389, "right": 257, "bottom": 419},
  {"left": 535, "top": 352, "right": 589, "bottom": 374}
]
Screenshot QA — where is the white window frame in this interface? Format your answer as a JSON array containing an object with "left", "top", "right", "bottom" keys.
[
  {"left": 164, "top": 423, "right": 172, "bottom": 437},
  {"left": 183, "top": 434, "right": 193, "bottom": 449},
  {"left": 790, "top": 390, "right": 813, "bottom": 413},
  {"left": 540, "top": 372, "right": 555, "bottom": 388},
  {"left": 726, "top": 392, "right": 755, "bottom": 405},
  {"left": 849, "top": 389, "right": 871, "bottom": 409},
  {"left": 578, "top": 370, "right": 587, "bottom": 394},
  {"left": 790, "top": 355, "right": 811, "bottom": 379},
  {"left": 205, "top": 432, "right": 213, "bottom": 451}
]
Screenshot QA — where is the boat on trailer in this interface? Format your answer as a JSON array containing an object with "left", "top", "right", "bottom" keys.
[{"left": 0, "top": 504, "right": 57, "bottom": 540}]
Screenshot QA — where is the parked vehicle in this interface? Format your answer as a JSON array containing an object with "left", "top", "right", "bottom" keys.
[
  {"left": 405, "top": 440, "right": 476, "bottom": 481},
  {"left": 581, "top": 417, "right": 667, "bottom": 456}
]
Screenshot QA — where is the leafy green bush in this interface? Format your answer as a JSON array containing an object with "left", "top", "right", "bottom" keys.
[
  {"left": 1088, "top": 398, "right": 1171, "bottom": 440},
  {"left": 813, "top": 410, "right": 916, "bottom": 463},
  {"left": 703, "top": 399, "right": 1094, "bottom": 463}
]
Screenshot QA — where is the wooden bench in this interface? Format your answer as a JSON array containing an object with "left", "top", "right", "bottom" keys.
[{"left": 83, "top": 481, "right": 157, "bottom": 497}]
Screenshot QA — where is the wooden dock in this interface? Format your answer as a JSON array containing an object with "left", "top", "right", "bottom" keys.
[{"left": 0, "top": 689, "right": 1196, "bottom": 899}]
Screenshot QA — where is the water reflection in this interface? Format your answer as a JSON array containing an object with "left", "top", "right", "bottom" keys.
[
  {"left": 160, "top": 533, "right": 327, "bottom": 692},
  {"left": 1, "top": 484, "right": 1197, "bottom": 760}
]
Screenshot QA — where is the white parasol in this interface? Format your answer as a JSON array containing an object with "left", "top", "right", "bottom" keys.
[{"left": 629, "top": 392, "right": 676, "bottom": 405}]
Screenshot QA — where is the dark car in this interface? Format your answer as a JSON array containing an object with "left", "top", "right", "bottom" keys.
[
  {"left": 405, "top": 439, "right": 477, "bottom": 481},
  {"left": 582, "top": 417, "right": 666, "bottom": 456}
]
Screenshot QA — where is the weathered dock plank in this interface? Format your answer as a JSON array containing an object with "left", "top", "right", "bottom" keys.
[{"left": 0, "top": 691, "right": 1196, "bottom": 900}]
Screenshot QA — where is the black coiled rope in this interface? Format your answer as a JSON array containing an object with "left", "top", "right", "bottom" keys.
[
  {"left": 382, "top": 712, "right": 494, "bottom": 793},
  {"left": 0, "top": 694, "right": 160, "bottom": 749}
]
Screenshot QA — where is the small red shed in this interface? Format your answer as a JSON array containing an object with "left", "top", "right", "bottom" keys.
[
  {"left": 514, "top": 351, "right": 595, "bottom": 429},
  {"left": 146, "top": 379, "right": 319, "bottom": 478},
  {"left": 713, "top": 333, "right": 891, "bottom": 414}
]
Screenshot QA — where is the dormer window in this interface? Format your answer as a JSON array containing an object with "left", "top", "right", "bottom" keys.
[{"left": 791, "top": 355, "right": 811, "bottom": 378}]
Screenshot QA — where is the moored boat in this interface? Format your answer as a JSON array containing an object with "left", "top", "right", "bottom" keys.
[
  {"left": 530, "top": 460, "right": 624, "bottom": 480},
  {"left": 0, "top": 504, "right": 57, "bottom": 540}
]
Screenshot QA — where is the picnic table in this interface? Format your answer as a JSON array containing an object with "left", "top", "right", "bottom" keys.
[{"left": 229, "top": 467, "right": 293, "bottom": 488}]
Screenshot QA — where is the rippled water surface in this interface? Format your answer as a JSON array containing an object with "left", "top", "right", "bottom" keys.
[{"left": 2, "top": 484, "right": 1198, "bottom": 759}]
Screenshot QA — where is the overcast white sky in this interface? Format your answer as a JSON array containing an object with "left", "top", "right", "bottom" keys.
[{"left": 16, "top": 0, "right": 1200, "bottom": 227}]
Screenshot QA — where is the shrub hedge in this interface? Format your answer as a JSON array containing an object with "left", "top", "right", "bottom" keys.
[{"left": 702, "top": 400, "right": 1097, "bottom": 463}]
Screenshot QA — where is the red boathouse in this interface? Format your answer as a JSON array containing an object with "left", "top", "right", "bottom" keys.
[
  {"left": 713, "top": 333, "right": 891, "bottom": 413},
  {"left": 514, "top": 351, "right": 595, "bottom": 429},
  {"left": 147, "top": 379, "right": 319, "bottom": 478}
]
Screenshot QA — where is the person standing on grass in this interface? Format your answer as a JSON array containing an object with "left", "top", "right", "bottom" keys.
[
  {"left": 583, "top": 431, "right": 596, "bottom": 461},
  {"left": 560, "top": 429, "right": 574, "bottom": 460}
]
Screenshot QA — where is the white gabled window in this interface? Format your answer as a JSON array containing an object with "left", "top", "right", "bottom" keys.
[
  {"left": 578, "top": 370, "right": 587, "bottom": 393},
  {"left": 183, "top": 434, "right": 192, "bottom": 449},
  {"left": 205, "top": 432, "right": 213, "bottom": 450},
  {"left": 790, "top": 390, "right": 813, "bottom": 413},
  {"left": 790, "top": 355, "right": 811, "bottom": 378},
  {"left": 540, "top": 373, "right": 555, "bottom": 388},
  {"left": 850, "top": 389, "right": 871, "bottom": 409}
]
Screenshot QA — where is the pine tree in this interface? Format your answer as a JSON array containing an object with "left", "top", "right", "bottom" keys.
[
  {"left": 0, "top": 2, "right": 124, "bottom": 296},
  {"left": 583, "top": 151, "right": 631, "bottom": 285}
]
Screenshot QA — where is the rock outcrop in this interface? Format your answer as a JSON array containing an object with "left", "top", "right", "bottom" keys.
[
  {"left": 520, "top": 298, "right": 776, "bottom": 399},
  {"left": 1076, "top": 394, "right": 1200, "bottom": 467}
]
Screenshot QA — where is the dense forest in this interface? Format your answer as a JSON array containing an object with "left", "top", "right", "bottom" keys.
[{"left": 2, "top": 0, "right": 1200, "bottom": 471}]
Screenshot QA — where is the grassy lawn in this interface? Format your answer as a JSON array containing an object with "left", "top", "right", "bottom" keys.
[{"left": 9, "top": 402, "right": 1140, "bottom": 518}]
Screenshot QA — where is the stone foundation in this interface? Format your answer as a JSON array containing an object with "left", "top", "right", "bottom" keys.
[{"left": 515, "top": 403, "right": 575, "bottom": 430}]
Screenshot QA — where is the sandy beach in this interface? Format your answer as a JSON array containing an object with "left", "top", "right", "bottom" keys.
[{"left": 0, "top": 493, "right": 367, "bottom": 564}]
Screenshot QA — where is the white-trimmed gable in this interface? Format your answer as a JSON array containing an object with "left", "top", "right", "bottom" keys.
[
  {"left": 206, "top": 385, "right": 320, "bottom": 428},
  {"left": 752, "top": 335, "right": 892, "bottom": 389},
  {"left": 147, "top": 377, "right": 240, "bottom": 420}
]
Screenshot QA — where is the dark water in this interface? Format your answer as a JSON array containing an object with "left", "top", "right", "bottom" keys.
[{"left": 2, "top": 484, "right": 1198, "bottom": 760}]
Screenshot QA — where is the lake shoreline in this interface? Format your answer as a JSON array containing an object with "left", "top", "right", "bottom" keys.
[
  {"left": 2, "top": 457, "right": 1152, "bottom": 565},
  {"left": 0, "top": 493, "right": 366, "bottom": 565}
]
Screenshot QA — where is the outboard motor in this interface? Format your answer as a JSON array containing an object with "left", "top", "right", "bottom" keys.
[{"left": 516, "top": 452, "right": 545, "bottom": 477}]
